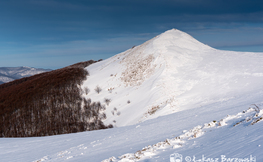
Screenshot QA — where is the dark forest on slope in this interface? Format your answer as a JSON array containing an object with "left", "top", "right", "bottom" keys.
[{"left": 0, "top": 60, "right": 112, "bottom": 137}]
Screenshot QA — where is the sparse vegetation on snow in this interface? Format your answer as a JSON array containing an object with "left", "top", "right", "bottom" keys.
[
  {"left": 103, "top": 104, "right": 263, "bottom": 162},
  {"left": 104, "top": 98, "right": 111, "bottom": 106},
  {"left": 84, "top": 87, "right": 90, "bottom": 95},
  {"left": 95, "top": 85, "right": 102, "bottom": 94}
]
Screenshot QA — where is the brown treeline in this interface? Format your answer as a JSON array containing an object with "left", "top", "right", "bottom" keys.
[{"left": 0, "top": 60, "right": 112, "bottom": 137}]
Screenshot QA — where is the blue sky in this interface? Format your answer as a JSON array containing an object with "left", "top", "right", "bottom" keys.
[{"left": 1, "top": 0, "right": 263, "bottom": 69}]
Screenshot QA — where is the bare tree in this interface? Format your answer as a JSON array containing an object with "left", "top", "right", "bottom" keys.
[
  {"left": 94, "top": 86, "right": 102, "bottom": 94},
  {"left": 84, "top": 87, "right": 90, "bottom": 95},
  {"left": 104, "top": 98, "right": 111, "bottom": 106},
  {"left": 100, "top": 113, "right": 107, "bottom": 120}
]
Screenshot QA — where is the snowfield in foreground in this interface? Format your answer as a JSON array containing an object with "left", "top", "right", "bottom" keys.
[
  {"left": 1, "top": 98, "right": 263, "bottom": 162},
  {"left": 1, "top": 29, "right": 263, "bottom": 162}
]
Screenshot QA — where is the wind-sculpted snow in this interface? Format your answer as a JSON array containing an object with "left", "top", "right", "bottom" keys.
[
  {"left": 103, "top": 104, "right": 263, "bottom": 162},
  {"left": 30, "top": 103, "right": 263, "bottom": 162}
]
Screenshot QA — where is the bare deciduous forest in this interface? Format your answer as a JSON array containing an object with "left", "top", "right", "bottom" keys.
[{"left": 0, "top": 60, "right": 112, "bottom": 137}]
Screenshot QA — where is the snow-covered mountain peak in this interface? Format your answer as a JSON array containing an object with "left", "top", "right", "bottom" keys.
[
  {"left": 115, "top": 29, "right": 211, "bottom": 87},
  {"left": 114, "top": 29, "right": 211, "bottom": 81},
  {"left": 82, "top": 29, "right": 263, "bottom": 127},
  {"left": 152, "top": 28, "right": 211, "bottom": 51}
]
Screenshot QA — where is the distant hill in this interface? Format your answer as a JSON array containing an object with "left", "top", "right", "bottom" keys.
[{"left": 0, "top": 66, "right": 51, "bottom": 84}]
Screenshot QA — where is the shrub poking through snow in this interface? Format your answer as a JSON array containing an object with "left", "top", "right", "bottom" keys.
[
  {"left": 120, "top": 53, "right": 156, "bottom": 86},
  {"left": 95, "top": 86, "right": 102, "bottom": 94},
  {"left": 104, "top": 98, "right": 111, "bottom": 106},
  {"left": 111, "top": 108, "right": 118, "bottom": 116},
  {"left": 108, "top": 87, "right": 114, "bottom": 93},
  {"left": 231, "top": 104, "right": 263, "bottom": 126},
  {"left": 251, "top": 117, "right": 263, "bottom": 125},
  {"left": 84, "top": 87, "right": 90, "bottom": 95},
  {"left": 103, "top": 104, "right": 263, "bottom": 162},
  {"left": 148, "top": 105, "right": 160, "bottom": 115},
  {"left": 100, "top": 113, "right": 107, "bottom": 120}
]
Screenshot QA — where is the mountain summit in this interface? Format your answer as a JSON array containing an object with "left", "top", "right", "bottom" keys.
[
  {"left": 150, "top": 28, "right": 210, "bottom": 51},
  {"left": 82, "top": 29, "right": 263, "bottom": 126}
]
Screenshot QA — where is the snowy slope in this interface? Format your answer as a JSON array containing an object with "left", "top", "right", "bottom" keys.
[
  {"left": 1, "top": 100, "right": 263, "bottom": 162},
  {"left": 82, "top": 29, "right": 263, "bottom": 127},
  {"left": 0, "top": 66, "right": 51, "bottom": 84},
  {"left": 1, "top": 29, "right": 263, "bottom": 162}
]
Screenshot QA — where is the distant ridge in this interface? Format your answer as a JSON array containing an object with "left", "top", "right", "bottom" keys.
[{"left": 0, "top": 66, "right": 51, "bottom": 84}]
